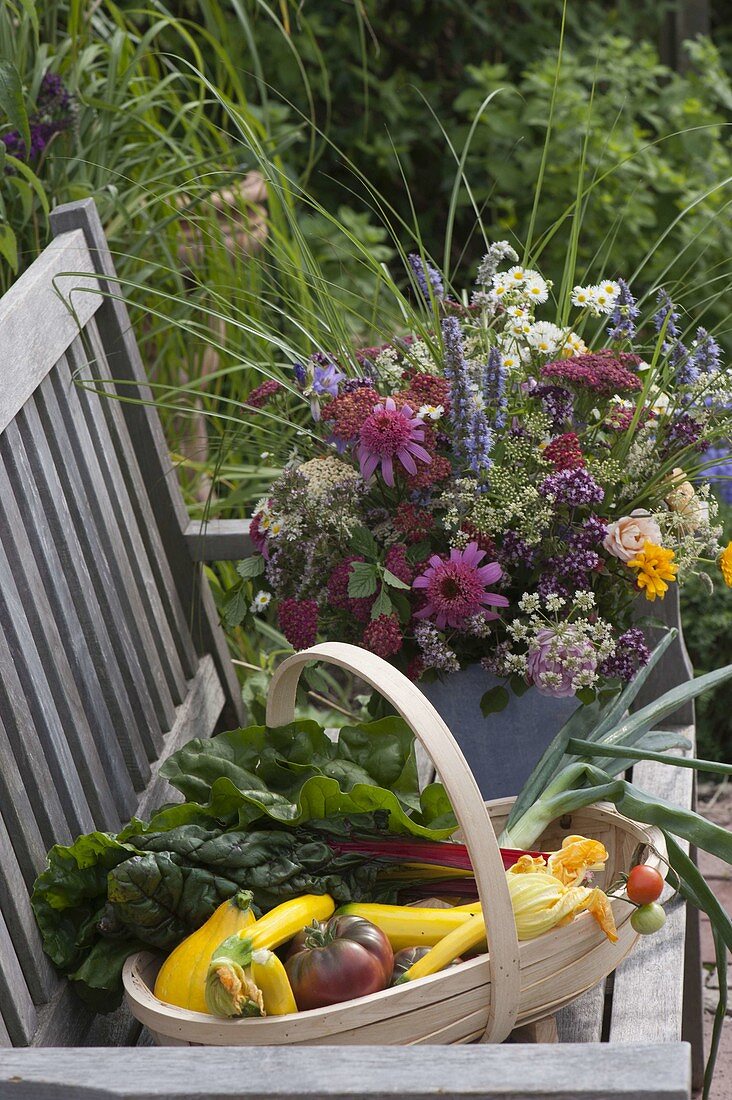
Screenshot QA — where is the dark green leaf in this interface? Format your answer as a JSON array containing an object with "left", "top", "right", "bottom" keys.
[
  {"left": 575, "top": 687, "right": 596, "bottom": 706},
  {"left": 236, "top": 555, "right": 265, "bottom": 580},
  {"left": 347, "top": 560, "right": 378, "bottom": 598},
  {"left": 480, "top": 685, "right": 509, "bottom": 716},
  {"left": 349, "top": 526, "right": 377, "bottom": 558},
  {"left": 406, "top": 540, "right": 431, "bottom": 564},
  {"left": 371, "top": 586, "right": 393, "bottom": 619},
  {"left": 383, "top": 568, "right": 410, "bottom": 590},
  {"left": 222, "top": 584, "right": 249, "bottom": 628},
  {"left": 510, "top": 674, "right": 531, "bottom": 697},
  {"left": 0, "top": 61, "right": 30, "bottom": 157}
]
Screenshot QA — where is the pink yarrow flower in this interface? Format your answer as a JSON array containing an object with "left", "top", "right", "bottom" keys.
[
  {"left": 357, "top": 397, "right": 431, "bottom": 487},
  {"left": 413, "top": 542, "right": 509, "bottom": 630}
]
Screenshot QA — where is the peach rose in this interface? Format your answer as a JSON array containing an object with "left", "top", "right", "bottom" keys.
[{"left": 603, "top": 510, "right": 662, "bottom": 562}]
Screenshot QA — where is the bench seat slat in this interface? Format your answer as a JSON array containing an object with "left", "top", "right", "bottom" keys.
[
  {"left": 608, "top": 728, "right": 694, "bottom": 1045},
  {"left": 63, "top": 338, "right": 190, "bottom": 706}
]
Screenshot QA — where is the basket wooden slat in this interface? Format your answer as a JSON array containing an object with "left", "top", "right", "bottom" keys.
[{"left": 123, "top": 642, "right": 666, "bottom": 1047}]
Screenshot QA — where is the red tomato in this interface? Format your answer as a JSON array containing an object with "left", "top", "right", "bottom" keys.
[
  {"left": 626, "top": 864, "right": 664, "bottom": 905},
  {"left": 286, "top": 916, "right": 393, "bottom": 1011}
]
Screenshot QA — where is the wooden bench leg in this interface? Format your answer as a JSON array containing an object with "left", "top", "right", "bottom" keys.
[
  {"left": 682, "top": 897, "right": 705, "bottom": 1092},
  {"left": 509, "top": 1014, "right": 559, "bottom": 1043}
]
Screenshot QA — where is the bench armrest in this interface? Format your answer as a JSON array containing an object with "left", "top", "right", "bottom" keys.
[
  {"left": 1, "top": 1043, "right": 691, "bottom": 1099},
  {"left": 184, "top": 519, "right": 253, "bottom": 561}
]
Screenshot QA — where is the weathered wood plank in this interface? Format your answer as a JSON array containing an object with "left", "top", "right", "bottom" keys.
[
  {"left": 45, "top": 349, "right": 178, "bottom": 727},
  {"left": 0, "top": 1044, "right": 692, "bottom": 1098},
  {"left": 31, "top": 985, "right": 140, "bottom": 1051},
  {"left": 0, "top": 907, "right": 37, "bottom": 1046},
  {"left": 608, "top": 729, "right": 694, "bottom": 1045},
  {"left": 0, "top": 417, "right": 148, "bottom": 801},
  {"left": 136, "top": 656, "right": 225, "bottom": 820},
  {"left": 184, "top": 519, "right": 252, "bottom": 562},
  {"left": 50, "top": 199, "right": 244, "bottom": 730},
  {"left": 0, "top": 809, "right": 57, "bottom": 1005},
  {"left": 556, "top": 981, "right": 606, "bottom": 1043},
  {"left": 25, "top": 374, "right": 167, "bottom": 761},
  {"left": 0, "top": 230, "right": 101, "bottom": 435},
  {"left": 632, "top": 589, "right": 694, "bottom": 726},
  {"left": 64, "top": 336, "right": 189, "bottom": 705},
  {"left": 82, "top": 316, "right": 198, "bottom": 681},
  {"left": 0, "top": 527, "right": 109, "bottom": 836},
  {"left": 0, "top": 712, "right": 50, "bottom": 888}
]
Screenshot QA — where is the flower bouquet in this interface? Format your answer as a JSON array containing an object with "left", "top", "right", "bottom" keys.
[{"left": 233, "top": 243, "right": 732, "bottom": 711}]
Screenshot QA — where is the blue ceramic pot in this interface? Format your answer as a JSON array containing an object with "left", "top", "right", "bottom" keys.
[{"left": 420, "top": 664, "right": 579, "bottom": 801}]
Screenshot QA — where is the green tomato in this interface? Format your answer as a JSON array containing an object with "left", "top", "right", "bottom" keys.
[{"left": 630, "top": 902, "right": 666, "bottom": 935}]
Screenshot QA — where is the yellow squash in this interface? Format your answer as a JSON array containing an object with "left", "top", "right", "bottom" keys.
[
  {"left": 400, "top": 913, "right": 486, "bottom": 982},
  {"left": 250, "top": 949, "right": 297, "bottom": 1016},
  {"left": 154, "top": 891, "right": 255, "bottom": 1013},
  {"left": 336, "top": 902, "right": 475, "bottom": 951},
  {"left": 205, "top": 894, "right": 334, "bottom": 1017}
]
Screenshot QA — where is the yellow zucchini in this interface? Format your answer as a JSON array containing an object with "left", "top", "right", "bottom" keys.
[
  {"left": 250, "top": 949, "right": 297, "bottom": 1016},
  {"left": 401, "top": 913, "right": 486, "bottom": 982},
  {"left": 205, "top": 893, "right": 334, "bottom": 1017},
  {"left": 336, "top": 902, "right": 474, "bottom": 951},
  {"left": 154, "top": 891, "right": 255, "bottom": 1013}
]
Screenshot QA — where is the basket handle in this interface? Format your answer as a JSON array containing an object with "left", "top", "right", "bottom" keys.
[{"left": 266, "top": 641, "right": 521, "bottom": 1043}]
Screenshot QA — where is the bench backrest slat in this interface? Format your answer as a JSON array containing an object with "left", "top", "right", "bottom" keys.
[{"left": 0, "top": 198, "right": 244, "bottom": 1046}]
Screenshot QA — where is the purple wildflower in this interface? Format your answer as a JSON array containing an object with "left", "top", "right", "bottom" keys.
[
  {"left": 533, "top": 384, "right": 574, "bottom": 430},
  {"left": 293, "top": 362, "right": 307, "bottom": 387},
  {"left": 539, "top": 468, "right": 604, "bottom": 507},
  {"left": 413, "top": 622, "right": 460, "bottom": 674},
  {"left": 663, "top": 412, "right": 707, "bottom": 456},
  {"left": 408, "top": 253, "right": 444, "bottom": 301},
  {"left": 312, "top": 361, "right": 345, "bottom": 398},
  {"left": 527, "top": 626, "right": 597, "bottom": 698},
  {"left": 483, "top": 346, "right": 509, "bottom": 429},
  {"left": 607, "top": 278, "right": 639, "bottom": 342},
  {"left": 442, "top": 316, "right": 493, "bottom": 474},
  {"left": 569, "top": 515, "right": 609, "bottom": 551},
  {"left": 690, "top": 328, "right": 722, "bottom": 375},
  {"left": 599, "top": 628, "right": 650, "bottom": 682},
  {"left": 3, "top": 72, "right": 73, "bottom": 162},
  {"left": 413, "top": 543, "right": 508, "bottom": 630},
  {"left": 357, "top": 397, "right": 431, "bottom": 486},
  {"left": 500, "top": 530, "right": 537, "bottom": 569},
  {"left": 653, "top": 290, "right": 680, "bottom": 341}
]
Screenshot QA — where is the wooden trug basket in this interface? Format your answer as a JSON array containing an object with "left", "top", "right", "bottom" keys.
[{"left": 123, "top": 642, "right": 665, "bottom": 1047}]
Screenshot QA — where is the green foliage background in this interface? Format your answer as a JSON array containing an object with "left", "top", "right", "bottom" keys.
[{"left": 0, "top": 0, "right": 730, "bottom": 758}]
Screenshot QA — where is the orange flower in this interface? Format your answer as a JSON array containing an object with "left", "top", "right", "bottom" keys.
[
  {"left": 720, "top": 541, "right": 732, "bottom": 588},
  {"left": 627, "top": 540, "right": 678, "bottom": 601}
]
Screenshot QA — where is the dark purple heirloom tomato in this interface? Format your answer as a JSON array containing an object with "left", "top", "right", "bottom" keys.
[{"left": 286, "top": 916, "right": 393, "bottom": 1010}]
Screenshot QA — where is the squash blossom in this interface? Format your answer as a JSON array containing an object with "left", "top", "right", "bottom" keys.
[
  {"left": 626, "top": 540, "right": 678, "bottom": 601},
  {"left": 507, "top": 835, "right": 618, "bottom": 943}
]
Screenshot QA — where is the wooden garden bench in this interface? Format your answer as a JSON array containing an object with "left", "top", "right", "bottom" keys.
[{"left": 0, "top": 198, "right": 700, "bottom": 1098}]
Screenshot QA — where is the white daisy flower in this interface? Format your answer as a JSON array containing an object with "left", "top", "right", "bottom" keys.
[
  {"left": 418, "top": 403, "right": 444, "bottom": 421},
  {"left": 522, "top": 272, "right": 549, "bottom": 303},
  {"left": 506, "top": 304, "right": 532, "bottom": 319},
  {"left": 492, "top": 276, "right": 511, "bottom": 297},
  {"left": 589, "top": 285, "right": 617, "bottom": 315},
  {"left": 526, "top": 321, "right": 565, "bottom": 356},
  {"left": 508, "top": 319, "right": 532, "bottom": 338},
  {"left": 268, "top": 519, "right": 284, "bottom": 537},
  {"left": 250, "top": 590, "right": 272, "bottom": 614},
  {"left": 506, "top": 264, "right": 527, "bottom": 284},
  {"left": 571, "top": 284, "right": 593, "bottom": 308},
  {"left": 560, "top": 330, "right": 588, "bottom": 357}
]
